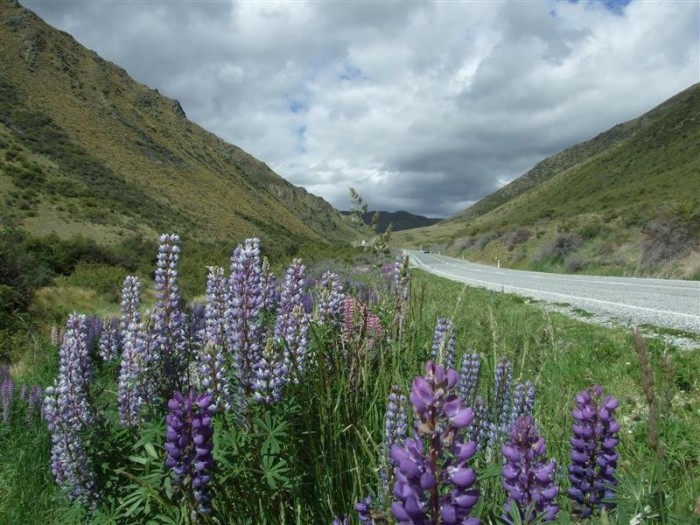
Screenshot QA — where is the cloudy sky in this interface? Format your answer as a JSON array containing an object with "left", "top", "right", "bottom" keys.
[{"left": 22, "top": 0, "right": 700, "bottom": 218}]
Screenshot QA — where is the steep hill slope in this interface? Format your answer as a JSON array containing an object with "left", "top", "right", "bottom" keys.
[
  {"left": 395, "top": 83, "right": 700, "bottom": 278},
  {"left": 0, "top": 0, "right": 357, "bottom": 251}
]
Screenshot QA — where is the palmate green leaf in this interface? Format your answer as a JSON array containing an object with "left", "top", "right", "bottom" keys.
[{"left": 261, "top": 454, "right": 292, "bottom": 490}]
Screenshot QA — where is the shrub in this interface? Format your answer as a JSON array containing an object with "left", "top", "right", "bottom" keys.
[
  {"left": 475, "top": 231, "right": 498, "bottom": 251},
  {"left": 503, "top": 229, "right": 531, "bottom": 252},
  {"left": 541, "top": 233, "right": 584, "bottom": 262},
  {"left": 639, "top": 214, "right": 700, "bottom": 271}
]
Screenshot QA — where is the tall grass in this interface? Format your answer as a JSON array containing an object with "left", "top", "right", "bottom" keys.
[{"left": 0, "top": 252, "right": 698, "bottom": 523}]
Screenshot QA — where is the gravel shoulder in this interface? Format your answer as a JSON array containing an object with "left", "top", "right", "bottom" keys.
[{"left": 407, "top": 250, "right": 700, "bottom": 346}]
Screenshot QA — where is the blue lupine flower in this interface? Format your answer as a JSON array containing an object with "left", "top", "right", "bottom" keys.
[
  {"left": 501, "top": 416, "right": 559, "bottom": 523},
  {"left": 43, "top": 314, "right": 98, "bottom": 506},
  {"left": 568, "top": 385, "right": 620, "bottom": 517}
]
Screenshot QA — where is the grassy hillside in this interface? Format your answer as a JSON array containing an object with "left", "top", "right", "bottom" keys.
[
  {"left": 0, "top": 0, "right": 357, "bottom": 252},
  {"left": 395, "top": 83, "right": 700, "bottom": 278}
]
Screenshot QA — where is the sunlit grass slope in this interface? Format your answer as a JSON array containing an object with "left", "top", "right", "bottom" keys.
[
  {"left": 0, "top": 0, "right": 357, "bottom": 250},
  {"left": 395, "top": 83, "right": 700, "bottom": 278}
]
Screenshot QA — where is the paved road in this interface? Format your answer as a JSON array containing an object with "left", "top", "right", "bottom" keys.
[{"left": 407, "top": 250, "right": 700, "bottom": 334}]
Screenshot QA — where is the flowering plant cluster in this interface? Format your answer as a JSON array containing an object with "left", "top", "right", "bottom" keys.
[
  {"left": 32, "top": 233, "right": 629, "bottom": 524},
  {"left": 391, "top": 361, "right": 480, "bottom": 524}
]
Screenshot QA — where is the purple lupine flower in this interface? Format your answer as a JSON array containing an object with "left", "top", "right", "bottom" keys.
[
  {"left": 151, "top": 233, "right": 187, "bottom": 393},
  {"left": 331, "top": 516, "right": 349, "bottom": 525},
  {"left": 195, "top": 266, "right": 230, "bottom": 411},
  {"left": 1, "top": 375, "right": 14, "bottom": 424},
  {"left": 381, "top": 384, "right": 408, "bottom": 492},
  {"left": 165, "top": 389, "right": 216, "bottom": 514},
  {"left": 27, "top": 385, "right": 43, "bottom": 423},
  {"left": 261, "top": 257, "right": 280, "bottom": 313},
  {"left": 342, "top": 296, "right": 358, "bottom": 343},
  {"left": 43, "top": 314, "right": 98, "bottom": 506},
  {"left": 273, "top": 258, "right": 309, "bottom": 384},
  {"left": 391, "top": 361, "right": 480, "bottom": 525},
  {"left": 501, "top": 416, "right": 559, "bottom": 524},
  {"left": 253, "top": 331, "right": 290, "bottom": 405},
  {"left": 316, "top": 271, "right": 345, "bottom": 326},
  {"left": 568, "top": 385, "right": 620, "bottom": 518},
  {"left": 98, "top": 318, "right": 120, "bottom": 361},
  {"left": 226, "top": 238, "right": 265, "bottom": 415},
  {"left": 511, "top": 381, "right": 536, "bottom": 424},
  {"left": 470, "top": 395, "right": 489, "bottom": 450},
  {"left": 458, "top": 352, "right": 481, "bottom": 407},
  {"left": 117, "top": 276, "right": 150, "bottom": 427},
  {"left": 393, "top": 254, "right": 411, "bottom": 304},
  {"left": 488, "top": 359, "right": 513, "bottom": 451},
  {"left": 355, "top": 495, "right": 374, "bottom": 524},
  {"left": 431, "top": 319, "right": 457, "bottom": 371},
  {"left": 85, "top": 315, "right": 103, "bottom": 354}
]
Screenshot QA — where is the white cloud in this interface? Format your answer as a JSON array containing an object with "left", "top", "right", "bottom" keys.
[{"left": 22, "top": 0, "right": 700, "bottom": 218}]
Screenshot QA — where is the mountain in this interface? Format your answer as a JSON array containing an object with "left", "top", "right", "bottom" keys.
[
  {"left": 394, "top": 83, "right": 700, "bottom": 278},
  {"left": 341, "top": 210, "right": 443, "bottom": 233},
  {"left": 0, "top": 0, "right": 357, "bottom": 253}
]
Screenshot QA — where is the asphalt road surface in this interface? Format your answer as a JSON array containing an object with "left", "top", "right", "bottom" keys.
[{"left": 407, "top": 250, "right": 700, "bottom": 335}]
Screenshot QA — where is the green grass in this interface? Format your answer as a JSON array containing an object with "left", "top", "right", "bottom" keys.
[
  {"left": 393, "top": 84, "right": 700, "bottom": 279},
  {"left": 1, "top": 258, "right": 698, "bottom": 523}
]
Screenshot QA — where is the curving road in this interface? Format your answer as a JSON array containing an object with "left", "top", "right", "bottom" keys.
[{"left": 407, "top": 250, "right": 700, "bottom": 334}]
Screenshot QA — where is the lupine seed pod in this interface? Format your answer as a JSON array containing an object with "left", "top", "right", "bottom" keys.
[
  {"left": 568, "top": 385, "right": 620, "bottom": 517},
  {"left": 501, "top": 416, "right": 559, "bottom": 523}
]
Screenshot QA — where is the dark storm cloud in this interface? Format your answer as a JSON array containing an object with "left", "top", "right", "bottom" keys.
[{"left": 20, "top": 0, "right": 700, "bottom": 218}]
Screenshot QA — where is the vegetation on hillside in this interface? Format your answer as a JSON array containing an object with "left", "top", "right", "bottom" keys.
[
  {"left": 395, "top": 84, "right": 700, "bottom": 279},
  {"left": 0, "top": 0, "right": 358, "bottom": 249},
  {"left": 0, "top": 235, "right": 698, "bottom": 524}
]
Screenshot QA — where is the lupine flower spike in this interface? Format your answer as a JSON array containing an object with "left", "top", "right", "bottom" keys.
[
  {"left": 501, "top": 416, "right": 559, "bottom": 523},
  {"left": 431, "top": 318, "right": 457, "bottom": 371},
  {"left": 165, "top": 389, "right": 216, "bottom": 515},
  {"left": 568, "top": 385, "right": 620, "bottom": 517},
  {"left": 43, "top": 314, "right": 98, "bottom": 506},
  {"left": 391, "top": 361, "right": 480, "bottom": 525}
]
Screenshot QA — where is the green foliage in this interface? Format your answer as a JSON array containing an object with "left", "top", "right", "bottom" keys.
[{"left": 1, "top": 254, "right": 699, "bottom": 523}]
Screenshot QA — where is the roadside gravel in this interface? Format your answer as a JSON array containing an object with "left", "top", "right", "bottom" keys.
[{"left": 407, "top": 251, "right": 700, "bottom": 348}]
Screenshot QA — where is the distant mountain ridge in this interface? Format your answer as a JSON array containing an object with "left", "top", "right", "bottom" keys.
[
  {"left": 341, "top": 210, "right": 443, "bottom": 233},
  {"left": 0, "top": 0, "right": 357, "bottom": 251}
]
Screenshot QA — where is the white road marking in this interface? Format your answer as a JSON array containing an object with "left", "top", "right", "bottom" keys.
[{"left": 410, "top": 255, "right": 700, "bottom": 321}]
